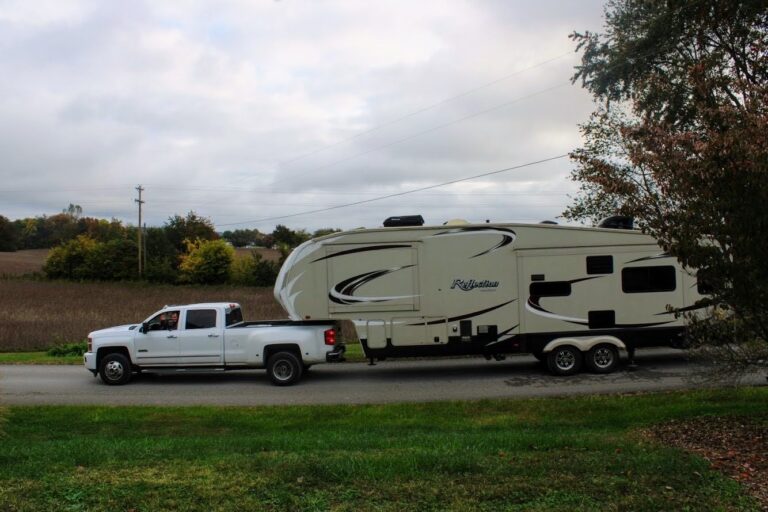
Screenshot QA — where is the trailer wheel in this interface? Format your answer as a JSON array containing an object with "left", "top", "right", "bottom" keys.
[
  {"left": 585, "top": 344, "right": 619, "bottom": 374},
  {"left": 267, "top": 351, "right": 303, "bottom": 386},
  {"left": 546, "top": 345, "right": 582, "bottom": 376},
  {"left": 99, "top": 353, "right": 132, "bottom": 385}
]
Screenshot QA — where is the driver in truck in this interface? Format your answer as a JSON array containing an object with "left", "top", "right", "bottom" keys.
[{"left": 168, "top": 311, "right": 179, "bottom": 330}]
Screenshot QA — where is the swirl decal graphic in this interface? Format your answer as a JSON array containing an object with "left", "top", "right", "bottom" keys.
[
  {"left": 431, "top": 227, "right": 516, "bottom": 258},
  {"left": 329, "top": 265, "right": 417, "bottom": 305}
]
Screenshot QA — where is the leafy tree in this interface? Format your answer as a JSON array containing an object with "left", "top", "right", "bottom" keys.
[
  {"left": 0, "top": 215, "right": 18, "bottom": 252},
  {"left": 62, "top": 204, "right": 83, "bottom": 219},
  {"left": 567, "top": 0, "right": 768, "bottom": 370},
  {"left": 43, "top": 235, "right": 137, "bottom": 280},
  {"left": 272, "top": 224, "right": 310, "bottom": 248},
  {"left": 165, "top": 212, "right": 218, "bottom": 253},
  {"left": 43, "top": 235, "right": 99, "bottom": 280},
  {"left": 143, "top": 227, "right": 179, "bottom": 283},
  {"left": 222, "top": 228, "right": 261, "bottom": 248},
  {"left": 80, "top": 218, "right": 126, "bottom": 242},
  {"left": 178, "top": 239, "right": 234, "bottom": 285}
]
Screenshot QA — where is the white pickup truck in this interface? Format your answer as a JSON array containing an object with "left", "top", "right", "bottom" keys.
[{"left": 84, "top": 302, "right": 344, "bottom": 386}]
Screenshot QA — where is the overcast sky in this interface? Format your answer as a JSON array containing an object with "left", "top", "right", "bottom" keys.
[{"left": 0, "top": 0, "right": 607, "bottom": 232}]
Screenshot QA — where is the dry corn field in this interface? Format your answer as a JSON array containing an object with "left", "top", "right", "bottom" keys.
[
  {"left": 0, "top": 279, "right": 285, "bottom": 351},
  {"left": 0, "top": 248, "right": 357, "bottom": 351},
  {"left": 0, "top": 249, "right": 49, "bottom": 276}
]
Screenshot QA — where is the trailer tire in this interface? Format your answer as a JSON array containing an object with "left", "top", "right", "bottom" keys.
[
  {"left": 585, "top": 344, "right": 619, "bottom": 374},
  {"left": 99, "top": 353, "right": 132, "bottom": 385},
  {"left": 546, "top": 345, "right": 582, "bottom": 376},
  {"left": 267, "top": 351, "right": 303, "bottom": 386}
]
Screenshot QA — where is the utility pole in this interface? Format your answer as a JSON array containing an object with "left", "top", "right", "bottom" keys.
[{"left": 135, "top": 185, "right": 145, "bottom": 277}]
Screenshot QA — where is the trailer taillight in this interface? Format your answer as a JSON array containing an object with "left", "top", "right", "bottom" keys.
[
  {"left": 324, "top": 328, "right": 336, "bottom": 346},
  {"left": 87, "top": 337, "right": 92, "bottom": 352}
]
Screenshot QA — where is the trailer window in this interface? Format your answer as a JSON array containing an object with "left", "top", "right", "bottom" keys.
[
  {"left": 529, "top": 281, "right": 572, "bottom": 297},
  {"left": 185, "top": 309, "right": 217, "bottom": 329},
  {"left": 622, "top": 266, "right": 676, "bottom": 293},
  {"left": 587, "top": 255, "right": 613, "bottom": 274},
  {"left": 226, "top": 307, "right": 244, "bottom": 326}
]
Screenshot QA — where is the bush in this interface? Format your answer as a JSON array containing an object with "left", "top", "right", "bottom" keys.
[
  {"left": 230, "top": 251, "right": 280, "bottom": 287},
  {"left": 178, "top": 239, "right": 234, "bottom": 285},
  {"left": 43, "top": 235, "right": 137, "bottom": 280},
  {"left": 47, "top": 341, "right": 88, "bottom": 357},
  {"left": 43, "top": 235, "right": 98, "bottom": 279}
]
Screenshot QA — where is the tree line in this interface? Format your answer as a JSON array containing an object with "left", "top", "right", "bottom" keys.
[{"left": 0, "top": 207, "right": 338, "bottom": 287}]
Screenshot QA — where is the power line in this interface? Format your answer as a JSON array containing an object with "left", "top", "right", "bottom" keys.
[
  {"left": 261, "top": 52, "right": 574, "bottom": 172},
  {"left": 193, "top": 80, "right": 572, "bottom": 211},
  {"left": 216, "top": 154, "right": 568, "bottom": 227},
  {"left": 267, "top": 81, "right": 570, "bottom": 189}
]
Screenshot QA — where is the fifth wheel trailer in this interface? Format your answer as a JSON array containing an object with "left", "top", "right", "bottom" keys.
[{"left": 274, "top": 218, "right": 705, "bottom": 375}]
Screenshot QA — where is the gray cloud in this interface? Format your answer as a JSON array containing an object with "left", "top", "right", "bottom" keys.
[{"left": 0, "top": 0, "right": 605, "bottom": 230}]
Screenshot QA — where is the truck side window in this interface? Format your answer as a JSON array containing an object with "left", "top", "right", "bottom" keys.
[
  {"left": 226, "top": 308, "right": 244, "bottom": 326},
  {"left": 186, "top": 309, "right": 217, "bottom": 329},
  {"left": 147, "top": 311, "right": 180, "bottom": 331}
]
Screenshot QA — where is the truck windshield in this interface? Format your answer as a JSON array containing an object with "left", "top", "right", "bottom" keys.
[{"left": 226, "top": 307, "right": 244, "bottom": 326}]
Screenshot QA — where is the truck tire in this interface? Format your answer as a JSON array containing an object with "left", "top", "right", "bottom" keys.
[
  {"left": 267, "top": 351, "right": 303, "bottom": 386},
  {"left": 585, "top": 344, "right": 619, "bottom": 374},
  {"left": 99, "top": 353, "right": 132, "bottom": 385},
  {"left": 546, "top": 345, "right": 582, "bottom": 376}
]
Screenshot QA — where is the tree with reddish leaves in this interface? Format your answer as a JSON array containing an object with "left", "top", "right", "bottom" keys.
[{"left": 567, "top": 0, "right": 768, "bottom": 370}]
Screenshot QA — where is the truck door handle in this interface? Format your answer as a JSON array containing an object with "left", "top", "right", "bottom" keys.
[
  {"left": 167, "top": 335, "right": 177, "bottom": 339},
  {"left": 208, "top": 334, "right": 220, "bottom": 338}
]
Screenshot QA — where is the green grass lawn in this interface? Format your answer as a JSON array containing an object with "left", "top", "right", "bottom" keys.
[
  {"left": 0, "top": 351, "right": 82, "bottom": 365},
  {"left": 0, "top": 388, "right": 765, "bottom": 511}
]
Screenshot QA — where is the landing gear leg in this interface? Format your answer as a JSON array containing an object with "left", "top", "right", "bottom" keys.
[
  {"left": 368, "top": 358, "right": 376, "bottom": 366},
  {"left": 626, "top": 347, "right": 638, "bottom": 371}
]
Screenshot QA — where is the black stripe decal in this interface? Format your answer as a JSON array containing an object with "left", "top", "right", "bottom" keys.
[
  {"left": 497, "top": 324, "right": 520, "bottom": 337},
  {"left": 626, "top": 253, "right": 672, "bottom": 264},
  {"left": 654, "top": 303, "right": 708, "bottom": 316},
  {"left": 408, "top": 300, "right": 517, "bottom": 325},
  {"left": 313, "top": 245, "right": 412, "bottom": 262}
]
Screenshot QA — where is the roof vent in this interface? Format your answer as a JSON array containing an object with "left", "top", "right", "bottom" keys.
[
  {"left": 383, "top": 215, "right": 424, "bottom": 227},
  {"left": 443, "top": 218, "right": 469, "bottom": 226},
  {"left": 597, "top": 216, "right": 634, "bottom": 230},
  {"left": 539, "top": 220, "right": 558, "bottom": 225}
]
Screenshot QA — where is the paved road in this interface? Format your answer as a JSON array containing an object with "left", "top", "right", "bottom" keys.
[{"left": 1, "top": 349, "right": 765, "bottom": 406}]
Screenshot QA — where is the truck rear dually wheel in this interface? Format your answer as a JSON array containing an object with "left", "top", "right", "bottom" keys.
[
  {"left": 267, "top": 351, "right": 303, "bottom": 386},
  {"left": 99, "top": 353, "right": 132, "bottom": 385}
]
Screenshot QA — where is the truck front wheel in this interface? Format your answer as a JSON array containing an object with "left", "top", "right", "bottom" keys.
[
  {"left": 99, "top": 353, "right": 132, "bottom": 385},
  {"left": 267, "top": 351, "right": 303, "bottom": 386}
]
